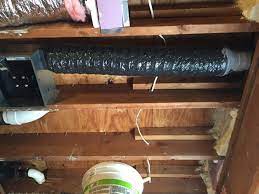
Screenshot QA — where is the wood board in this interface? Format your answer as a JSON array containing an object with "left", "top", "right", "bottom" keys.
[
  {"left": 0, "top": 133, "right": 218, "bottom": 161},
  {"left": 0, "top": 17, "right": 258, "bottom": 39},
  {"left": 0, "top": 109, "right": 214, "bottom": 134},
  {"left": 134, "top": 127, "right": 213, "bottom": 141}
]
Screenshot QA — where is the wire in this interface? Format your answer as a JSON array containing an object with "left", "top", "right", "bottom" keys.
[
  {"left": 143, "top": 158, "right": 151, "bottom": 183},
  {"left": 148, "top": 0, "right": 154, "bottom": 19},
  {"left": 150, "top": 76, "right": 158, "bottom": 92},
  {"left": 136, "top": 109, "right": 150, "bottom": 145},
  {"left": 159, "top": 34, "right": 167, "bottom": 47}
]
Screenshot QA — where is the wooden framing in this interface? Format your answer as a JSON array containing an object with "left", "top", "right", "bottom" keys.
[
  {"left": 134, "top": 127, "right": 213, "bottom": 141},
  {"left": 0, "top": 2, "right": 258, "bottom": 193},
  {"left": 217, "top": 39, "right": 259, "bottom": 194},
  {"left": 0, "top": 109, "right": 213, "bottom": 134},
  {"left": 133, "top": 76, "right": 242, "bottom": 90},
  {"left": 51, "top": 85, "right": 240, "bottom": 110},
  {"left": 0, "top": 133, "right": 218, "bottom": 161},
  {"left": 0, "top": 17, "right": 258, "bottom": 39}
]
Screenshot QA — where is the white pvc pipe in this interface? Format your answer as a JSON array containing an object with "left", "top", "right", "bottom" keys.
[
  {"left": 27, "top": 169, "right": 46, "bottom": 184},
  {"left": 2, "top": 111, "right": 49, "bottom": 125}
]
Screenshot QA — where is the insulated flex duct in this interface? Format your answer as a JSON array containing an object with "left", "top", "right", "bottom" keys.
[
  {"left": 44, "top": 47, "right": 251, "bottom": 76},
  {"left": 0, "top": 0, "right": 87, "bottom": 27}
]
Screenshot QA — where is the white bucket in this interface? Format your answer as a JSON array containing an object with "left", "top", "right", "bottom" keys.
[{"left": 82, "top": 162, "right": 145, "bottom": 194}]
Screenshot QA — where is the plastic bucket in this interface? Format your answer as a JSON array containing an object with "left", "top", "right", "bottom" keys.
[{"left": 82, "top": 162, "right": 145, "bottom": 194}]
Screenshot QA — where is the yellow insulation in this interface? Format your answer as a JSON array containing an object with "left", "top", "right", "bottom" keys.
[
  {"left": 210, "top": 108, "right": 238, "bottom": 156},
  {"left": 237, "top": 0, "right": 259, "bottom": 22}
]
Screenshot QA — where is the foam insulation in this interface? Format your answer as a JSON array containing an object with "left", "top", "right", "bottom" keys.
[
  {"left": 237, "top": 0, "right": 259, "bottom": 22},
  {"left": 210, "top": 108, "right": 238, "bottom": 156}
]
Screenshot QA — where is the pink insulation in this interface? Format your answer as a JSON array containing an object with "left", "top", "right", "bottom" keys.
[{"left": 64, "top": 0, "right": 87, "bottom": 22}]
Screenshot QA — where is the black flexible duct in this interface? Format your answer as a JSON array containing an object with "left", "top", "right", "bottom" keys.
[
  {"left": 44, "top": 46, "right": 251, "bottom": 76},
  {"left": 0, "top": 162, "right": 26, "bottom": 183}
]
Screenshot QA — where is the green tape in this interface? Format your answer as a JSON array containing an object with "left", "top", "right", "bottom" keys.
[{"left": 83, "top": 179, "right": 134, "bottom": 194}]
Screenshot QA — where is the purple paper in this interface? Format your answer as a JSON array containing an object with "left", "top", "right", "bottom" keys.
[{"left": 96, "top": 0, "right": 123, "bottom": 31}]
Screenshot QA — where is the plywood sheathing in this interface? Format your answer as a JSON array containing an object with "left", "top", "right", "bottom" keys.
[{"left": 0, "top": 109, "right": 214, "bottom": 134}]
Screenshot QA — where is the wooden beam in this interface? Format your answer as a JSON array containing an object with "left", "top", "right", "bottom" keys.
[
  {"left": 221, "top": 69, "right": 259, "bottom": 194},
  {"left": 136, "top": 165, "right": 200, "bottom": 178},
  {"left": 0, "top": 133, "right": 218, "bottom": 161},
  {"left": 50, "top": 85, "right": 241, "bottom": 110},
  {"left": 133, "top": 76, "right": 242, "bottom": 90},
  {"left": 2, "top": 168, "right": 207, "bottom": 193},
  {"left": 0, "top": 17, "right": 258, "bottom": 39},
  {"left": 218, "top": 39, "right": 259, "bottom": 193},
  {"left": 45, "top": 160, "right": 200, "bottom": 169},
  {"left": 134, "top": 127, "right": 213, "bottom": 141}
]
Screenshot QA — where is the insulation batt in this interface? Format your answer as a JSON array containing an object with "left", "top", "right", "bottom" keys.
[
  {"left": 238, "top": 0, "right": 259, "bottom": 22},
  {"left": 0, "top": 0, "right": 88, "bottom": 27},
  {"left": 44, "top": 46, "right": 250, "bottom": 76}
]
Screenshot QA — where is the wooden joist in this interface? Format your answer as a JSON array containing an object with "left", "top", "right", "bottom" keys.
[
  {"left": 218, "top": 40, "right": 259, "bottom": 194},
  {"left": 133, "top": 77, "right": 242, "bottom": 90},
  {"left": 51, "top": 85, "right": 241, "bottom": 110},
  {"left": 44, "top": 160, "right": 200, "bottom": 169},
  {"left": 0, "top": 133, "right": 218, "bottom": 161},
  {"left": 136, "top": 164, "right": 200, "bottom": 178},
  {"left": 134, "top": 127, "right": 213, "bottom": 141},
  {"left": 0, "top": 17, "right": 258, "bottom": 39}
]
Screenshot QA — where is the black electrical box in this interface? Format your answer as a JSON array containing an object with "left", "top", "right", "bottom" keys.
[{"left": 0, "top": 51, "right": 56, "bottom": 110}]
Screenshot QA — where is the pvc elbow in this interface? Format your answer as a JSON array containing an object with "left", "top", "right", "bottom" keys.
[
  {"left": 27, "top": 169, "right": 45, "bottom": 184},
  {"left": 2, "top": 111, "right": 49, "bottom": 125}
]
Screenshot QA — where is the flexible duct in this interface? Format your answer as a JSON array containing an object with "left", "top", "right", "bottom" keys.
[
  {"left": 0, "top": 0, "right": 88, "bottom": 28},
  {"left": 1, "top": 111, "right": 49, "bottom": 125},
  {"left": 45, "top": 46, "right": 251, "bottom": 76}
]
